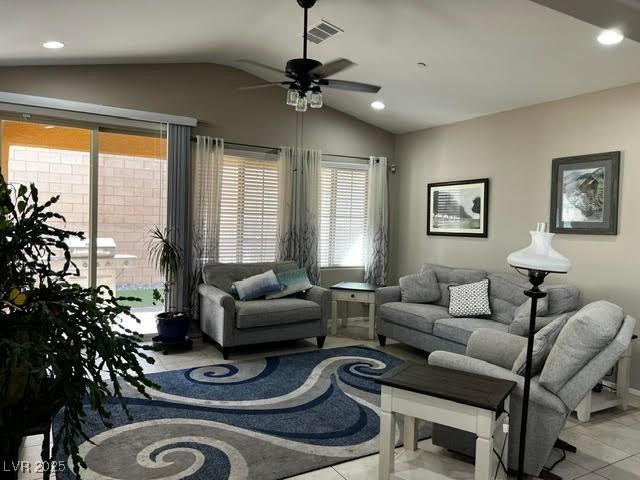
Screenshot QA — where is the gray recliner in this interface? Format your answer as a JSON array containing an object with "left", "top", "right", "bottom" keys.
[
  {"left": 198, "top": 261, "right": 330, "bottom": 359},
  {"left": 427, "top": 301, "right": 636, "bottom": 477}
]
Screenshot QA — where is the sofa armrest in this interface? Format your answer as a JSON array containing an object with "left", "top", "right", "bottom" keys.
[
  {"left": 466, "top": 329, "right": 527, "bottom": 370},
  {"left": 299, "top": 285, "right": 330, "bottom": 307},
  {"left": 198, "top": 284, "right": 236, "bottom": 345},
  {"left": 375, "top": 286, "right": 401, "bottom": 307},
  {"left": 299, "top": 286, "right": 331, "bottom": 330},
  {"left": 429, "top": 350, "right": 522, "bottom": 383},
  {"left": 198, "top": 284, "right": 235, "bottom": 310}
]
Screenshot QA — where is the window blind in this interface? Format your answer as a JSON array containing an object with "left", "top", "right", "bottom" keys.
[
  {"left": 218, "top": 154, "right": 278, "bottom": 263},
  {"left": 320, "top": 165, "right": 369, "bottom": 267}
]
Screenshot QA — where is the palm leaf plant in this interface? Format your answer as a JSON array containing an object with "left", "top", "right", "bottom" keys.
[
  {"left": 147, "top": 226, "right": 191, "bottom": 341},
  {"left": 0, "top": 177, "right": 157, "bottom": 479}
]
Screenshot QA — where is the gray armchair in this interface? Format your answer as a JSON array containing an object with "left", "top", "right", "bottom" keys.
[
  {"left": 198, "top": 261, "right": 330, "bottom": 359},
  {"left": 428, "top": 304, "right": 636, "bottom": 477}
]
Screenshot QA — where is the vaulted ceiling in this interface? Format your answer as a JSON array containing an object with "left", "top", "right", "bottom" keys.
[{"left": 2, "top": 0, "right": 640, "bottom": 133}]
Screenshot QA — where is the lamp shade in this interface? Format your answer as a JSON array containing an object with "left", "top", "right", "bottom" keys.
[{"left": 507, "top": 224, "right": 571, "bottom": 273}]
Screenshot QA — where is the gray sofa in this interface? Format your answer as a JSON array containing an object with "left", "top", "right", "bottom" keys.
[
  {"left": 198, "top": 261, "right": 330, "bottom": 359},
  {"left": 429, "top": 302, "right": 637, "bottom": 476},
  {"left": 375, "top": 263, "right": 581, "bottom": 353}
]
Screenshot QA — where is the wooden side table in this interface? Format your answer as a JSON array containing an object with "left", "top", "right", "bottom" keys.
[
  {"left": 330, "top": 282, "right": 378, "bottom": 339},
  {"left": 376, "top": 362, "right": 515, "bottom": 480},
  {"left": 575, "top": 335, "right": 636, "bottom": 422}
]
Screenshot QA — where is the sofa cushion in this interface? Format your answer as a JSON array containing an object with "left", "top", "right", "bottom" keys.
[
  {"left": 235, "top": 298, "right": 320, "bottom": 329},
  {"left": 399, "top": 269, "right": 441, "bottom": 304},
  {"left": 512, "top": 314, "right": 570, "bottom": 376},
  {"left": 540, "top": 301, "right": 624, "bottom": 394},
  {"left": 232, "top": 270, "right": 282, "bottom": 301},
  {"left": 433, "top": 317, "right": 509, "bottom": 345},
  {"left": 448, "top": 279, "right": 491, "bottom": 317},
  {"left": 508, "top": 297, "right": 550, "bottom": 336},
  {"left": 266, "top": 268, "right": 312, "bottom": 299},
  {"left": 421, "top": 263, "right": 488, "bottom": 308},
  {"left": 546, "top": 285, "right": 581, "bottom": 316},
  {"left": 379, "top": 302, "right": 451, "bottom": 334},
  {"left": 488, "top": 274, "right": 529, "bottom": 325},
  {"left": 203, "top": 261, "right": 298, "bottom": 293}
]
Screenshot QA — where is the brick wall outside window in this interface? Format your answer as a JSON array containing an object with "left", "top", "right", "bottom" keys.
[{"left": 8, "top": 146, "right": 168, "bottom": 288}]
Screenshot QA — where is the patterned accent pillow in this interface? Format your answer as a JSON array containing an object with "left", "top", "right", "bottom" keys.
[
  {"left": 448, "top": 279, "right": 491, "bottom": 318},
  {"left": 266, "top": 268, "right": 312, "bottom": 299},
  {"left": 232, "top": 270, "right": 283, "bottom": 301}
]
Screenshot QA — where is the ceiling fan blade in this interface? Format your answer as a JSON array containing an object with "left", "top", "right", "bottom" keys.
[
  {"left": 309, "top": 58, "right": 356, "bottom": 79},
  {"left": 237, "top": 59, "right": 287, "bottom": 75},
  {"left": 322, "top": 79, "right": 381, "bottom": 93},
  {"left": 237, "top": 82, "right": 290, "bottom": 91}
]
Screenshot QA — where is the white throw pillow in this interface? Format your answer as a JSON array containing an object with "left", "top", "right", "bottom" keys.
[{"left": 448, "top": 279, "right": 491, "bottom": 318}]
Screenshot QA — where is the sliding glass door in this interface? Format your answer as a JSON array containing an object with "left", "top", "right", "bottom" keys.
[
  {"left": 1, "top": 116, "right": 167, "bottom": 332},
  {"left": 1, "top": 119, "right": 92, "bottom": 285},
  {"left": 97, "top": 130, "right": 167, "bottom": 330}
]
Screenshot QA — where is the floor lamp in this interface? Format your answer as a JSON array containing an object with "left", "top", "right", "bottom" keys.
[{"left": 507, "top": 222, "right": 571, "bottom": 480}]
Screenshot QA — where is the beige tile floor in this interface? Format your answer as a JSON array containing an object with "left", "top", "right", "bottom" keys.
[{"left": 16, "top": 319, "right": 640, "bottom": 480}]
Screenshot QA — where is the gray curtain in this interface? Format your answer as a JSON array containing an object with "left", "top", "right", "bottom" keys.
[
  {"left": 277, "top": 146, "right": 321, "bottom": 285},
  {"left": 167, "top": 124, "right": 192, "bottom": 312},
  {"left": 364, "top": 156, "right": 389, "bottom": 285}
]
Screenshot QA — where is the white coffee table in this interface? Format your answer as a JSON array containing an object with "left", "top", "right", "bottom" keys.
[{"left": 330, "top": 282, "right": 378, "bottom": 339}]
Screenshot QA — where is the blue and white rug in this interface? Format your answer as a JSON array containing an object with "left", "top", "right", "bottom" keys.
[{"left": 55, "top": 346, "right": 431, "bottom": 479}]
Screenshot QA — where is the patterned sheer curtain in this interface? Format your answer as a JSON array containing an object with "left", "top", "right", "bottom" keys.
[
  {"left": 364, "top": 156, "right": 389, "bottom": 286},
  {"left": 277, "top": 146, "right": 321, "bottom": 285},
  {"left": 191, "top": 136, "right": 224, "bottom": 311}
]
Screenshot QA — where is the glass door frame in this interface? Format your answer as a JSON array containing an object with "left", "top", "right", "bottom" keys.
[{"left": 1, "top": 109, "right": 168, "bottom": 290}]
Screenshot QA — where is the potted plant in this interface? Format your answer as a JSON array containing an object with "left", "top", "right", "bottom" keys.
[
  {"left": 0, "top": 178, "right": 156, "bottom": 479},
  {"left": 148, "top": 227, "right": 191, "bottom": 343}
]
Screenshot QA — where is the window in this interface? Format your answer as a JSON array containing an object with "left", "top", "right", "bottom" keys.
[
  {"left": 320, "top": 164, "right": 369, "bottom": 267},
  {"left": 218, "top": 154, "right": 279, "bottom": 263}
]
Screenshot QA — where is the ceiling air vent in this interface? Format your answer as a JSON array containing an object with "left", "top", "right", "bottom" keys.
[{"left": 307, "top": 20, "right": 343, "bottom": 44}]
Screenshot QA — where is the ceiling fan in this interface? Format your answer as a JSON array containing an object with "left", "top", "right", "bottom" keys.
[{"left": 237, "top": 0, "right": 381, "bottom": 112}]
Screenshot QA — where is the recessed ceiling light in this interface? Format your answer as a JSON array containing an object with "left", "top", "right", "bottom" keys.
[
  {"left": 42, "top": 41, "right": 65, "bottom": 49},
  {"left": 597, "top": 29, "right": 623, "bottom": 45},
  {"left": 371, "top": 101, "right": 385, "bottom": 111}
]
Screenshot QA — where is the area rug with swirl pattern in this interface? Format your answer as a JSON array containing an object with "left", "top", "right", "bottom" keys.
[{"left": 55, "top": 345, "right": 431, "bottom": 479}]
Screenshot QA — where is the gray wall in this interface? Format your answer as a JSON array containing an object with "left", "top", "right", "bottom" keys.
[
  {"left": 0, "top": 63, "right": 397, "bottom": 319},
  {"left": 393, "top": 82, "right": 640, "bottom": 389}
]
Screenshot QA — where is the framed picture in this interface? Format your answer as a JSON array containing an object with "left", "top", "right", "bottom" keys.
[
  {"left": 550, "top": 152, "right": 620, "bottom": 235},
  {"left": 427, "top": 178, "right": 489, "bottom": 237}
]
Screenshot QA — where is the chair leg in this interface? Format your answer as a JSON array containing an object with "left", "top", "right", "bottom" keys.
[
  {"left": 378, "top": 334, "right": 386, "bottom": 347},
  {"left": 540, "top": 469, "right": 563, "bottom": 480},
  {"left": 316, "top": 336, "right": 326, "bottom": 348},
  {"left": 222, "top": 347, "right": 230, "bottom": 360},
  {"left": 554, "top": 438, "right": 577, "bottom": 453}
]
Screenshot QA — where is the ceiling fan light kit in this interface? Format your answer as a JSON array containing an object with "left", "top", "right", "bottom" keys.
[{"left": 238, "top": 0, "right": 381, "bottom": 112}]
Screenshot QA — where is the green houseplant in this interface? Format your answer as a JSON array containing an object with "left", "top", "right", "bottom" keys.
[
  {"left": 148, "top": 226, "right": 191, "bottom": 341},
  {"left": 0, "top": 177, "right": 156, "bottom": 479}
]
